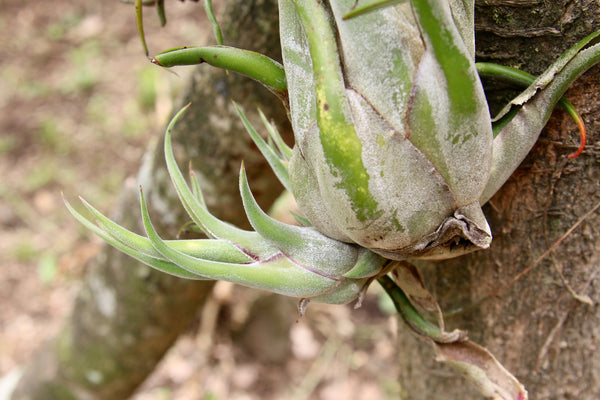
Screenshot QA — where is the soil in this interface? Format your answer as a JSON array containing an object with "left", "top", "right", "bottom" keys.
[{"left": 0, "top": 1, "right": 401, "bottom": 399}]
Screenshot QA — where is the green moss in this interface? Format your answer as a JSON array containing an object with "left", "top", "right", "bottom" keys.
[
  {"left": 55, "top": 315, "right": 128, "bottom": 391},
  {"left": 39, "top": 383, "right": 78, "bottom": 400}
]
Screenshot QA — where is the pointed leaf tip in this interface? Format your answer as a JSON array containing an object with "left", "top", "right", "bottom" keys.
[{"left": 234, "top": 103, "right": 291, "bottom": 192}]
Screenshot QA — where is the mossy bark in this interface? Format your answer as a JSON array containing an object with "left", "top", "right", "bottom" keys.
[
  {"left": 397, "top": 1, "right": 600, "bottom": 399},
  {"left": 11, "top": 1, "right": 286, "bottom": 399}
]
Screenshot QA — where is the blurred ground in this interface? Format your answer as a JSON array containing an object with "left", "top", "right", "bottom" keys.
[{"left": 0, "top": 1, "right": 402, "bottom": 399}]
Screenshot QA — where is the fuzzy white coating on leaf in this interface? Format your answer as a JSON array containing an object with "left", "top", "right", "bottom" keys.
[
  {"left": 407, "top": 35, "right": 492, "bottom": 206},
  {"left": 289, "top": 147, "right": 353, "bottom": 243},
  {"left": 330, "top": 0, "right": 422, "bottom": 135},
  {"left": 240, "top": 166, "right": 370, "bottom": 278},
  {"left": 279, "top": 0, "right": 316, "bottom": 145},
  {"left": 448, "top": 0, "right": 475, "bottom": 57},
  {"left": 283, "top": 0, "right": 494, "bottom": 260},
  {"left": 345, "top": 89, "right": 454, "bottom": 248}
]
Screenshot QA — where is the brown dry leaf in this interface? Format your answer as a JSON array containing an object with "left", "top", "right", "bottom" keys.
[
  {"left": 392, "top": 261, "right": 444, "bottom": 328},
  {"left": 434, "top": 340, "right": 528, "bottom": 400}
]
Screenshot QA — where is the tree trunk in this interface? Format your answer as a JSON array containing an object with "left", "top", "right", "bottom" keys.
[
  {"left": 397, "top": 1, "right": 600, "bottom": 399},
  {"left": 10, "top": 1, "right": 286, "bottom": 399}
]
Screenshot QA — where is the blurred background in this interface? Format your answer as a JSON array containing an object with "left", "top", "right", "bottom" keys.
[
  {"left": 0, "top": 1, "right": 400, "bottom": 399},
  {"left": 0, "top": 0, "right": 198, "bottom": 384}
]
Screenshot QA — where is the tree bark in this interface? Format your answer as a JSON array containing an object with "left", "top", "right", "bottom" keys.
[
  {"left": 10, "top": 1, "right": 286, "bottom": 399},
  {"left": 397, "top": 1, "right": 600, "bottom": 399}
]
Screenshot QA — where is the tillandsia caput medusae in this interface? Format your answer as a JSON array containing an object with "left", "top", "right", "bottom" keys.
[
  {"left": 81, "top": 0, "right": 600, "bottom": 305},
  {"left": 66, "top": 0, "right": 600, "bottom": 398}
]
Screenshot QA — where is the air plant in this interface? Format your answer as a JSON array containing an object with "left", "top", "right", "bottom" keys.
[{"left": 67, "top": 1, "right": 600, "bottom": 398}]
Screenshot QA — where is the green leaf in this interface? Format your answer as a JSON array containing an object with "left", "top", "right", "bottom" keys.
[
  {"left": 476, "top": 62, "right": 586, "bottom": 157},
  {"left": 342, "top": 249, "right": 387, "bottom": 279},
  {"left": 188, "top": 166, "right": 207, "bottom": 208},
  {"left": 258, "top": 109, "right": 292, "bottom": 161},
  {"left": 156, "top": 0, "right": 166, "bottom": 26},
  {"left": 493, "top": 31, "right": 600, "bottom": 123},
  {"left": 342, "top": 0, "right": 406, "bottom": 20},
  {"left": 239, "top": 165, "right": 360, "bottom": 278},
  {"left": 291, "top": 0, "right": 382, "bottom": 223},
  {"left": 481, "top": 34, "right": 600, "bottom": 203},
  {"left": 406, "top": 0, "right": 492, "bottom": 206},
  {"left": 64, "top": 194, "right": 203, "bottom": 279},
  {"left": 152, "top": 46, "right": 287, "bottom": 93},
  {"left": 202, "top": 0, "right": 223, "bottom": 45},
  {"left": 135, "top": 0, "right": 150, "bottom": 57},
  {"left": 139, "top": 187, "right": 338, "bottom": 298},
  {"left": 163, "top": 105, "right": 277, "bottom": 258},
  {"left": 234, "top": 102, "right": 292, "bottom": 193},
  {"left": 411, "top": 0, "right": 478, "bottom": 117},
  {"left": 78, "top": 196, "right": 252, "bottom": 264},
  {"left": 377, "top": 274, "right": 463, "bottom": 343}
]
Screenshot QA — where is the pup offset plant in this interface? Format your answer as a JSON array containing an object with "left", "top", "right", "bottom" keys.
[{"left": 67, "top": 0, "right": 600, "bottom": 398}]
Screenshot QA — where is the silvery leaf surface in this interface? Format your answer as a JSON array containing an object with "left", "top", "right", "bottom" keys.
[{"left": 283, "top": 0, "right": 492, "bottom": 260}]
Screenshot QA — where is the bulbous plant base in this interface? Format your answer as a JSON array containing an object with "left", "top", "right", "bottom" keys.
[{"left": 372, "top": 203, "right": 492, "bottom": 261}]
